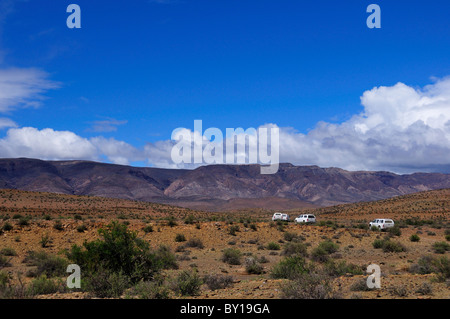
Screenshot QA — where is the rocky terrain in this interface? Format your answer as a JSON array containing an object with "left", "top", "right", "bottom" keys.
[{"left": 0, "top": 188, "right": 449, "bottom": 299}]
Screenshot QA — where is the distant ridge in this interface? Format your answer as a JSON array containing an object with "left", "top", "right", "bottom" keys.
[{"left": 0, "top": 158, "right": 449, "bottom": 211}]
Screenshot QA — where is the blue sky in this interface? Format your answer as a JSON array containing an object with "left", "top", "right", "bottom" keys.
[{"left": 0, "top": 0, "right": 450, "bottom": 172}]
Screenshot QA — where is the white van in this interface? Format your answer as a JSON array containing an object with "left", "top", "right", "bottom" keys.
[{"left": 369, "top": 219, "right": 395, "bottom": 230}]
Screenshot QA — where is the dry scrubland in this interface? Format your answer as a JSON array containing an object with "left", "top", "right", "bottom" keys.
[{"left": 0, "top": 188, "right": 449, "bottom": 299}]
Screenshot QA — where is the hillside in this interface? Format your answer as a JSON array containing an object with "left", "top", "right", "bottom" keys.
[{"left": 0, "top": 158, "right": 449, "bottom": 211}]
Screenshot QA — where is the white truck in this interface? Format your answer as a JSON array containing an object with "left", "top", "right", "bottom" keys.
[{"left": 369, "top": 218, "right": 395, "bottom": 230}]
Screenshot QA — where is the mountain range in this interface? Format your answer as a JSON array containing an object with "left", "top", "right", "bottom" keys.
[{"left": 0, "top": 158, "right": 449, "bottom": 211}]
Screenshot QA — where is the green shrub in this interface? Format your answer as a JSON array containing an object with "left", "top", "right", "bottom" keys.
[
  {"left": 184, "top": 215, "right": 196, "bottom": 225},
  {"left": 2, "top": 222, "right": 13, "bottom": 231},
  {"left": 432, "top": 256, "right": 450, "bottom": 282},
  {"left": 221, "top": 248, "right": 242, "bottom": 265},
  {"left": 28, "top": 275, "right": 64, "bottom": 295},
  {"left": 76, "top": 224, "right": 88, "bottom": 233},
  {"left": 266, "top": 242, "right": 280, "bottom": 251},
  {"left": 166, "top": 216, "right": 177, "bottom": 227},
  {"left": 433, "top": 241, "right": 450, "bottom": 254},
  {"left": 280, "top": 272, "right": 341, "bottom": 299},
  {"left": 372, "top": 239, "right": 385, "bottom": 249},
  {"left": 23, "top": 251, "right": 68, "bottom": 277},
  {"left": 372, "top": 238, "right": 406, "bottom": 253},
  {"left": 270, "top": 256, "right": 308, "bottom": 280},
  {"left": 175, "top": 234, "right": 186, "bottom": 242},
  {"left": 85, "top": 269, "right": 130, "bottom": 298},
  {"left": 18, "top": 217, "right": 30, "bottom": 227},
  {"left": 185, "top": 238, "right": 204, "bottom": 249},
  {"left": 387, "top": 226, "right": 402, "bottom": 237},
  {"left": 143, "top": 225, "right": 153, "bottom": 233},
  {"left": 410, "top": 234, "right": 420, "bottom": 242},
  {"left": 0, "top": 247, "right": 17, "bottom": 256},
  {"left": 409, "top": 255, "right": 436, "bottom": 275},
  {"left": 39, "top": 233, "right": 51, "bottom": 248},
  {"left": 244, "top": 257, "right": 264, "bottom": 274},
  {"left": 311, "top": 240, "right": 339, "bottom": 262},
  {"left": 0, "top": 255, "right": 10, "bottom": 268},
  {"left": 130, "top": 276, "right": 170, "bottom": 299},
  {"left": 228, "top": 225, "right": 240, "bottom": 236},
  {"left": 171, "top": 270, "right": 202, "bottom": 296},
  {"left": 323, "top": 260, "right": 364, "bottom": 277},
  {"left": 53, "top": 220, "right": 63, "bottom": 231},
  {"left": 382, "top": 240, "right": 406, "bottom": 253},
  {"left": 349, "top": 278, "right": 372, "bottom": 292},
  {"left": 281, "top": 242, "right": 308, "bottom": 257},
  {"left": 66, "top": 221, "right": 177, "bottom": 283}
]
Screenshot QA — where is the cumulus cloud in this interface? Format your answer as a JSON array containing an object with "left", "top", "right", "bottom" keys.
[
  {"left": 0, "top": 68, "right": 60, "bottom": 112},
  {"left": 277, "top": 77, "right": 450, "bottom": 173}
]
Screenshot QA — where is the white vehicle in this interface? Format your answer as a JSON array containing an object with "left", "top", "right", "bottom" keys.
[
  {"left": 272, "top": 212, "right": 290, "bottom": 221},
  {"left": 294, "top": 214, "right": 316, "bottom": 224},
  {"left": 369, "top": 219, "right": 395, "bottom": 230}
]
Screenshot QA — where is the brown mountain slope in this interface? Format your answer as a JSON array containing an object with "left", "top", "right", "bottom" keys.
[{"left": 0, "top": 158, "right": 449, "bottom": 211}]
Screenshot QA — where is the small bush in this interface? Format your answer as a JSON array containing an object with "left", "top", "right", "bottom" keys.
[
  {"left": 203, "top": 274, "right": 234, "bottom": 291},
  {"left": 171, "top": 270, "right": 202, "bottom": 296},
  {"left": 143, "top": 225, "right": 153, "bottom": 233},
  {"left": 185, "top": 238, "right": 204, "bottom": 249},
  {"left": 372, "top": 238, "right": 406, "bottom": 253},
  {"left": 221, "top": 248, "right": 242, "bottom": 265},
  {"left": 432, "top": 241, "right": 450, "bottom": 254},
  {"left": 2, "top": 222, "right": 13, "bottom": 231},
  {"left": 85, "top": 269, "right": 130, "bottom": 298},
  {"left": 281, "top": 272, "right": 341, "bottom": 299},
  {"left": 23, "top": 251, "right": 68, "bottom": 278},
  {"left": 175, "top": 234, "right": 186, "bottom": 242},
  {"left": 130, "top": 277, "right": 170, "bottom": 299},
  {"left": 244, "top": 257, "right": 264, "bottom": 274},
  {"left": 311, "top": 240, "right": 339, "bottom": 262},
  {"left": 415, "top": 282, "right": 433, "bottom": 295},
  {"left": 410, "top": 234, "right": 420, "bottom": 242},
  {"left": 266, "top": 242, "right": 280, "bottom": 251},
  {"left": 53, "top": 220, "right": 63, "bottom": 231},
  {"left": 0, "top": 248, "right": 17, "bottom": 256},
  {"left": 387, "top": 226, "right": 402, "bottom": 237},
  {"left": 184, "top": 215, "right": 196, "bottom": 225},
  {"left": 28, "top": 275, "right": 64, "bottom": 296},
  {"left": 270, "top": 256, "right": 308, "bottom": 280},
  {"left": 281, "top": 242, "right": 308, "bottom": 257},
  {"left": 166, "top": 216, "right": 177, "bottom": 227},
  {"left": 228, "top": 225, "right": 240, "bottom": 236},
  {"left": 0, "top": 255, "right": 10, "bottom": 268},
  {"left": 409, "top": 255, "right": 436, "bottom": 275},
  {"left": 323, "top": 260, "right": 364, "bottom": 277},
  {"left": 39, "top": 233, "right": 51, "bottom": 248},
  {"left": 349, "top": 278, "right": 372, "bottom": 292},
  {"left": 382, "top": 240, "right": 406, "bottom": 253},
  {"left": 76, "top": 224, "right": 88, "bottom": 233}
]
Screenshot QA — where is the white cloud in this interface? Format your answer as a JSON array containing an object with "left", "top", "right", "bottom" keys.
[
  {"left": 0, "top": 127, "right": 98, "bottom": 160},
  {"left": 87, "top": 118, "right": 128, "bottom": 133},
  {"left": 0, "top": 117, "right": 17, "bottom": 130},
  {"left": 0, "top": 68, "right": 60, "bottom": 112},
  {"left": 277, "top": 77, "right": 450, "bottom": 173}
]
